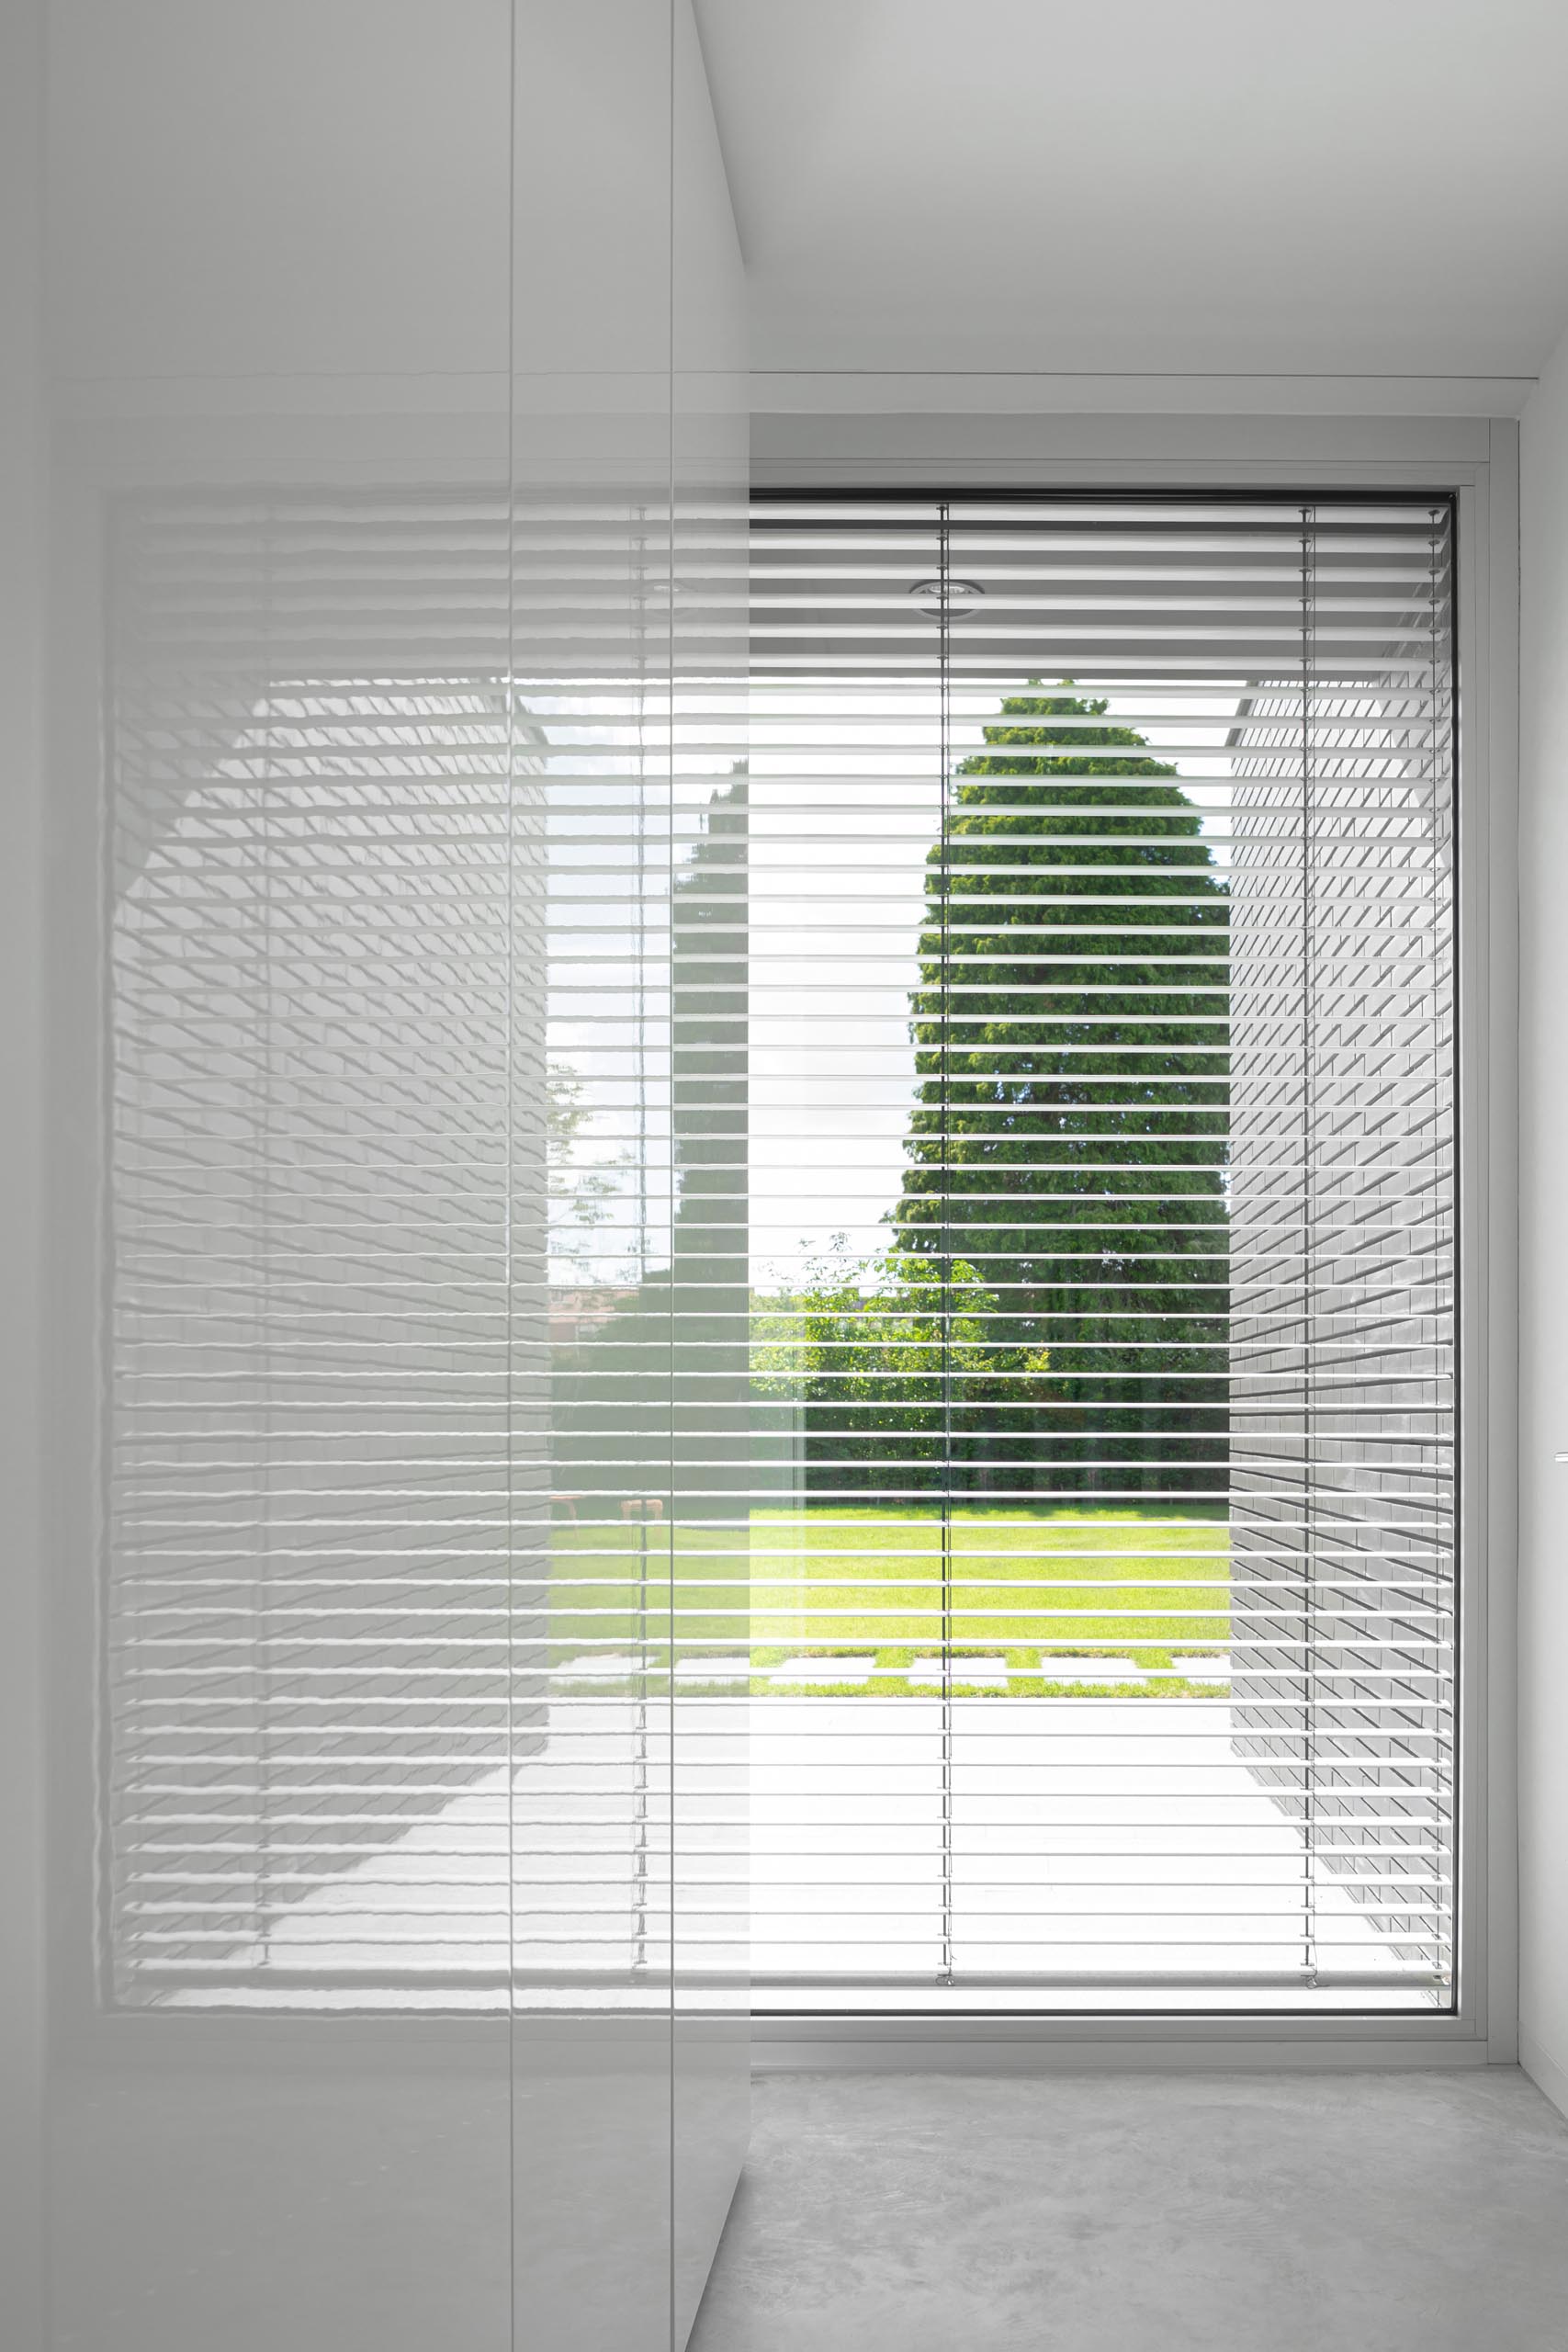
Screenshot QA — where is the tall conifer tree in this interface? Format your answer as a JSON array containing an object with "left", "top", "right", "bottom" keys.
[{"left": 892, "top": 684, "right": 1229, "bottom": 1496}]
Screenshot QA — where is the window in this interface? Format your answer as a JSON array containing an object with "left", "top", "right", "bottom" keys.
[
  {"left": 104, "top": 483, "right": 1456, "bottom": 2023},
  {"left": 747, "top": 492, "right": 1456, "bottom": 2014}
]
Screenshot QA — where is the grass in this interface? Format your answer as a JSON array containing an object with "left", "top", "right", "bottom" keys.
[{"left": 546, "top": 1503, "right": 1230, "bottom": 1697}]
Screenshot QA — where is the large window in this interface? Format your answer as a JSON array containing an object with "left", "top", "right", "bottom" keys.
[
  {"left": 103, "top": 484, "right": 1456, "bottom": 2023},
  {"left": 746, "top": 492, "right": 1456, "bottom": 2014}
]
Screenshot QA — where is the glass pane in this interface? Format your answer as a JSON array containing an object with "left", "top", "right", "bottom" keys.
[{"left": 747, "top": 494, "right": 1456, "bottom": 2014}]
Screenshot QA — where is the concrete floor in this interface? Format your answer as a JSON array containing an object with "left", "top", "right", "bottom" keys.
[{"left": 687, "top": 2067, "right": 1568, "bottom": 2352}]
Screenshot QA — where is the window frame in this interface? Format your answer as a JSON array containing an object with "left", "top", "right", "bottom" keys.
[
  {"left": 743, "top": 411, "right": 1518, "bottom": 2072},
  {"left": 47, "top": 411, "right": 1518, "bottom": 2071}
]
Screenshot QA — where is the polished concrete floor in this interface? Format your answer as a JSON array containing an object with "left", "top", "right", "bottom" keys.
[{"left": 688, "top": 2067, "right": 1568, "bottom": 2352}]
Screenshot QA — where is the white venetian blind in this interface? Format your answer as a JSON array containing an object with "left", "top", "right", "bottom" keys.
[
  {"left": 107, "top": 491, "right": 527, "bottom": 2006},
  {"left": 104, "top": 486, "right": 749, "bottom": 2011},
  {"left": 745, "top": 492, "right": 1455, "bottom": 2012}
]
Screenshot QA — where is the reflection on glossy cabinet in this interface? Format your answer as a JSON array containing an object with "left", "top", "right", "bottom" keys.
[{"left": 37, "top": 5, "right": 748, "bottom": 2347}]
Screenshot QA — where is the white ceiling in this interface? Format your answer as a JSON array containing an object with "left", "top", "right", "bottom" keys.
[{"left": 693, "top": 0, "right": 1568, "bottom": 384}]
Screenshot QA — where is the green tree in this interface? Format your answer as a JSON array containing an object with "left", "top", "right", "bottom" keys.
[
  {"left": 752, "top": 1245, "right": 1049, "bottom": 1497},
  {"left": 891, "top": 683, "right": 1228, "bottom": 1497}
]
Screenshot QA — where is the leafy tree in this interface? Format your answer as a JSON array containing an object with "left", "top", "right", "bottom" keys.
[
  {"left": 751, "top": 1245, "right": 1049, "bottom": 1497},
  {"left": 890, "top": 683, "right": 1228, "bottom": 1497}
]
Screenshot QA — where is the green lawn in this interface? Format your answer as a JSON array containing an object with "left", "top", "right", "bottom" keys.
[{"left": 547, "top": 1504, "right": 1230, "bottom": 1696}]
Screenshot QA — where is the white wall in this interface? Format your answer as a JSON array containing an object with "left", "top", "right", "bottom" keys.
[
  {"left": 1518, "top": 322, "right": 1568, "bottom": 2120},
  {"left": 695, "top": 0, "right": 1568, "bottom": 384}
]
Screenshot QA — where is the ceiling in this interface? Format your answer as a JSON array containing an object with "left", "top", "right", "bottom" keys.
[{"left": 693, "top": 0, "right": 1568, "bottom": 384}]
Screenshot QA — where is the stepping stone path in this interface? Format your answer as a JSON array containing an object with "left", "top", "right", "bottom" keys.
[
  {"left": 1034, "top": 1657, "right": 1147, "bottom": 1684},
  {"left": 771, "top": 1656, "right": 875, "bottom": 1685},
  {"left": 553, "top": 1654, "right": 1229, "bottom": 1690},
  {"left": 908, "top": 1657, "right": 1010, "bottom": 1689}
]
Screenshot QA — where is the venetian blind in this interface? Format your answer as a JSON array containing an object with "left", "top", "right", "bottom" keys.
[
  {"left": 104, "top": 486, "right": 749, "bottom": 2010},
  {"left": 744, "top": 492, "right": 1455, "bottom": 2011}
]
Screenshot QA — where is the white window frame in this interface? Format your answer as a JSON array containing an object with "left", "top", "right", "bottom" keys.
[{"left": 746, "top": 404, "right": 1520, "bottom": 2074}]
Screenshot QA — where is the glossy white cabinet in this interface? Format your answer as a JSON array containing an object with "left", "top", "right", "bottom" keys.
[{"left": 23, "top": 7, "right": 748, "bottom": 2346}]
